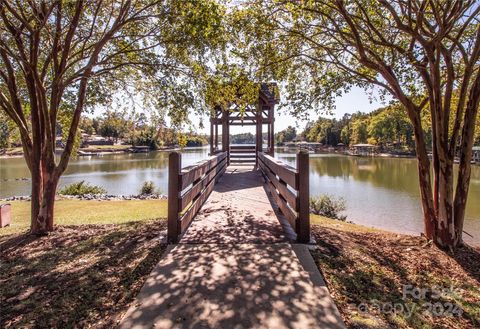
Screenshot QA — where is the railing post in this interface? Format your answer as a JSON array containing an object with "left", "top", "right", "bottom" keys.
[
  {"left": 168, "top": 152, "right": 181, "bottom": 243},
  {"left": 297, "top": 151, "right": 310, "bottom": 243},
  {"left": 209, "top": 118, "right": 214, "bottom": 155}
]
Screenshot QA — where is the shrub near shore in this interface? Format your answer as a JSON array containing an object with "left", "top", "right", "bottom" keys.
[
  {"left": 310, "top": 194, "right": 347, "bottom": 221},
  {"left": 59, "top": 181, "right": 107, "bottom": 196}
]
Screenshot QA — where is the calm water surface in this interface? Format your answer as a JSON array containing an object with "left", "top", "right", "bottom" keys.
[
  {"left": 0, "top": 147, "right": 210, "bottom": 197},
  {"left": 276, "top": 150, "right": 480, "bottom": 245},
  {"left": 1, "top": 146, "right": 479, "bottom": 244}
]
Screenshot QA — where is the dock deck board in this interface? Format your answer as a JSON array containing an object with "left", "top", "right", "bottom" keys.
[
  {"left": 180, "top": 166, "right": 291, "bottom": 244},
  {"left": 118, "top": 166, "right": 345, "bottom": 329}
]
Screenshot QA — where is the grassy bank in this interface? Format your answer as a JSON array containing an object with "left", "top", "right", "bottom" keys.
[
  {"left": 0, "top": 199, "right": 168, "bottom": 237},
  {"left": 0, "top": 200, "right": 168, "bottom": 328},
  {"left": 2, "top": 203, "right": 479, "bottom": 328},
  {"left": 310, "top": 215, "right": 480, "bottom": 329}
]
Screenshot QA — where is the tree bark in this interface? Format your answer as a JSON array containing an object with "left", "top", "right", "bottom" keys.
[
  {"left": 436, "top": 160, "right": 455, "bottom": 248},
  {"left": 453, "top": 71, "right": 480, "bottom": 247},
  {"left": 30, "top": 158, "right": 59, "bottom": 235},
  {"left": 412, "top": 121, "right": 437, "bottom": 240}
]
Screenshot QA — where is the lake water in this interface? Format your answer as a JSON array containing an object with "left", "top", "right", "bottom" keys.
[{"left": 1, "top": 146, "right": 479, "bottom": 244}]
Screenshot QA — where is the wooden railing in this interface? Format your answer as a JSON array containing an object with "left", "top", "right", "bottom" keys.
[
  {"left": 257, "top": 151, "right": 310, "bottom": 243},
  {"left": 168, "top": 151, "right": 228, "bottom": 243}
]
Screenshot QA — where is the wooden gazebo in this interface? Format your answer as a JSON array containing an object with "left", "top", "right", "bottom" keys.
[
  {"left": 209, "top": 83, "right": 279, "bottom": 165},
  {"left": 168, "top": 82, "right": 310, "bottom": 245}
]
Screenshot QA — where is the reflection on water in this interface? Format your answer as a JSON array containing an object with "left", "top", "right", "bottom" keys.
[
  {"left": 0, "top": 147, "right": 210, "bottom": 197},
  {"left": 275, "top": 149, "right": 480, "bottom": 245},
  {"left": 0, "top": 146, "right": 479, "bottom": 244}
]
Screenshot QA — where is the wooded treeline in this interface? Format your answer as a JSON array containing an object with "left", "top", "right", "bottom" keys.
[
  {"left": 79, "top": 113, "right": 208, "bottom": 148},
  {"left": 1, "top": 111, "right": 208, "bottom": 150},
  {"left": 302, "top": 103, "right": 480, "bottom": 151}
]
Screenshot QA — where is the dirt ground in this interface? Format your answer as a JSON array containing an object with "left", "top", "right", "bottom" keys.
[
  {"left": 310, "top": 222, "right": 480, "bottom": 329},
  {"left": 0, "top": 220, "right": 167, "bottom": 328}
]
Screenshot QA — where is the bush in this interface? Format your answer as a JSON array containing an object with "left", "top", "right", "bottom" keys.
[
  {"left": 310, "top": 194, "right": 347, "bottom": 220},
  {"left": 59, "top": 181, "right": 106, "bottom": 195},
  {"left": 139, "top": 181, "right": 157, "bottom": 195}
]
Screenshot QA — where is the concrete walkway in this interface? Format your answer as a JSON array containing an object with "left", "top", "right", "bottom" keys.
[{"left": 119, "top": 167, "right": 345, "bottom": 329}]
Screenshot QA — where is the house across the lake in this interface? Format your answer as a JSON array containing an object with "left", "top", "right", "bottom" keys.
[{"left": 351, "top": 143, "right": 378, "bottom": 156}]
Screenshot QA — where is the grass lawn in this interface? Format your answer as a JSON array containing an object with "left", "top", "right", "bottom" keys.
[
  {"left": 2, "top": 203, "right": 479, "bottom": 328},
  {"left": 0, "top": 200, "right": 168, "bottom": 328},
  {"left": 310, "top": 215, "right": 480, "bottom": 329},
  {"left": 1, "top": 199, "right": 168, "bottom": 237}
]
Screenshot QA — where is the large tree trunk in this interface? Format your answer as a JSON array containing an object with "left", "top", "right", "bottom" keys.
[
  {"left": 416, "top": 133, "right": 462, "bottom": 250},
  {"left": 435, "top": 159, "right": 456, "bottom": 248},
  {"left": 408, "top": 108, "right": 460, "bottom": 250},
  {"left": 453, "top": 71, "right": 480, "bottom": 247},
  {"left": 415, "top": 138, "right": 437, "bottom": 240},
  {"left": 30, "top": 155, "right": 59, "bottom": 235},
  {"left": 406, "top": 108, "right": 437, "bottom": 240}
]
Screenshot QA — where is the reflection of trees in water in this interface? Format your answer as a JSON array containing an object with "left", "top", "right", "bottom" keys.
[
  {"left": 310, "top": 156, "right": 420, "bottom": 194},
  {"left": 0, "top": 157, "right": 36, "bottom": 180},
  {"left": 63, "top": 152, "right": 171, "bottom": 175},
  {"left": 1, "top": 148, "right": 211, "bottom": 183},
  {"left": 308, "top": 156, "right": 480, "bottom": 218}
]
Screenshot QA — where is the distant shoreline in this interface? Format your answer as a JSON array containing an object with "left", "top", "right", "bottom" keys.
[
  {"left": 0, "top": 145, "right": 203, "bottom": 159},
  {"left": 1, "top": 194, "right": 167, "bottom": 202},
  {"left": 3, "top": 145, "right": 478, "bottom": 166},
  {"left": 278, "top": 146, "right": 417, "bottom": 159},
  {"left": 76, "top": 145, "right": 177, "bottom": 156}
]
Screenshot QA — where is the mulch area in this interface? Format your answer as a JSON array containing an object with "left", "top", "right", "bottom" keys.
[
  {"left": 0, "top": 220, "right": 167, "bottom": 328},
  {"left": 310, "top": 224, "right": 480, "bottom": 329}
]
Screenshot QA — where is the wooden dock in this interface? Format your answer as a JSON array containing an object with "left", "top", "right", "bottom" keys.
[
  {"left": 180, "top": 165, "right": 291, "bottom": 244},
  {"left": 167, "top": 151, "right": 310, "bottom": 244},
  {"left": 119, "top": 85, "right": 345, "bottom": 328},
  {"left": 118, "top": 159, "right": 346, "bottom": 329}
]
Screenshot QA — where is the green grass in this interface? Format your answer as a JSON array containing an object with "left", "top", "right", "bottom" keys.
[
  {"left": 1, "top": 199, "right": 168, "bottom": 236},
  {"left": 311, "top": 214, "right": 384, "bottom": 233}
]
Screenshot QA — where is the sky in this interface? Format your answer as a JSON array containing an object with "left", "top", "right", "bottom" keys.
[
  {"left": 91, "top": 85, "right": 392, "bottom": 135},
  {"left": 193, "top": 86, "right": 392, "bottom": 135}
]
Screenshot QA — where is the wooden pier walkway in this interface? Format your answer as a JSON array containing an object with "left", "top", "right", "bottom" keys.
[
  {"left": 119, "top": 161, "right": 345, "bottom": 329},
  {"left": 180, "top": 166, "right": 291, "bottom": 244}
]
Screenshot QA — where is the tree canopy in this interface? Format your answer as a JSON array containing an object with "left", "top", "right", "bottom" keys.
[
  {"left": 1, "top": 0, "right": 479, "bottom": 249},
  {"left": 0, "top": 0, "right": 228, "bottom": 233},
  {"left": 228, "top": 0, "right": 480, "bottom": 248}
]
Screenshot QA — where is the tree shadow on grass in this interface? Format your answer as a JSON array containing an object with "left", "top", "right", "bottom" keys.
[
  {"left": 451, "top": 244, "right": 480, "bottom": 284},
  {"left": 310, "top": 225, "right": 480, "bottom": 329},
  {"left": 0, "top": 219, "right": 167, "bottom": 328}
]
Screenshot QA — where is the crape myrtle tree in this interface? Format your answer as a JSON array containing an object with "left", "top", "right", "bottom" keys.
[
  {"left": 0, "top": 0, "right": 225, "bottom": 234},
  {"left": 234, "top": 0, "right": 480, "bottom": 249}
]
